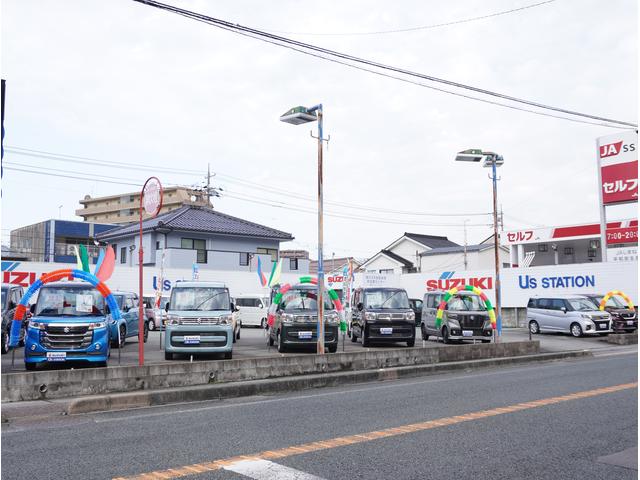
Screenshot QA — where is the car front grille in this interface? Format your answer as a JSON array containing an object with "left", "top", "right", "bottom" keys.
[
  {"left": 284, "top": 326, "right": 336, "bottom": 342},
  {"left": 375, "top": 313, "right": 407, "bottom": 321},
  {"left": 41, "top": 324, "right": 93, "bottom": 350},
  {"left": 459, "top": 315, "right": 487, "bottom": 328},
  {"left": 170, "top": 331, "right": 228, "bottom": 347},
  {"left": 180, "top": 317, "right": 225, "bottom": 325}
]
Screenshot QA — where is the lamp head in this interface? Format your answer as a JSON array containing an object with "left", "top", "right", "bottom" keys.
[
  {"left": 455, "top": 149, "right": 484, "bottom": 162},
  {"left": 280, "top": 106, "right": 318, "bottom": 125}
]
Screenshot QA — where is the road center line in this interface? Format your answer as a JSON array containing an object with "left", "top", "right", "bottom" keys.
[{"left": 113, "top": 381, "right": 637, "bottom": 480}]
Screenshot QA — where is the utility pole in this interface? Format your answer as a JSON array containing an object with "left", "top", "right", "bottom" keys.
[{"left": 463, "top": 219, "right": 469, "bottom": 270}]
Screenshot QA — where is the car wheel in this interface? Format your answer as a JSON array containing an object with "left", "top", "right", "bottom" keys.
[
  {"left": 529, "top": 320, "right": 540, "bottom": 335},
  {"left": 224, "top": 350, "right": 233, "bottom": 360},
  {"left": 25, "top": 362, "right": 38, "bottom": 371},
  {"left": 164, "top": 351, "right": 173, "bottom": 360},
  {"left": 236, "top": 326, "right": 241, "bottom": 340},
  {"left": 570, "top": 323, "right": 583, "bottom": 337},
  {"left": 442, "top": 327, "right": 451, "bottom": 344},
  {"left": 277, "top": 329, "right": 287, "bottom": 353},
  {"left": 362, "top": 325, "right": 370, "bottom": 347},
  {"left": 148, "top": 319, "right": 155, "bottom": 331},
  {"left": 119, "top": 325, "right": 126, "bottom": 348},
  {"left": 407, "top": 337, "right": 415, "bottom": 348},
  {"left": 261, "top": 318, "right": 267, "bottom": 329},
  {"left": 328, "top": 344, "right": 337, "bottom": 353},
  {"left": 1, "top": 327, "right": 9, "bottom": 354},
  {"left": 350, "top": 328, "right": 358, "bottom": 342},
  {"left": 482, "top": 339, "right": 491, "bottom": 343},
  {"left": 268, "top": 327, "right": 275, "bottom": 346},
  {"left": 421, "top": 324, "right": 429, "bottom": 341},
  {"left": 143, "top": 322, "right": 149, "bottom": 343}
]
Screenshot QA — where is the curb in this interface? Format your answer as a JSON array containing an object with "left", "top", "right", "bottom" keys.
[{"left": 64, "top": 350, "right": 592, "bottom": 416}]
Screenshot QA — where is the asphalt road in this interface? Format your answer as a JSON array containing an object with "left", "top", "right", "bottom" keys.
[
  {"left": 2, "top": 351, "right": 637, "bottom": 479},
  {"left": 0, "top": 326, "right": 625, "bottom": 372}
]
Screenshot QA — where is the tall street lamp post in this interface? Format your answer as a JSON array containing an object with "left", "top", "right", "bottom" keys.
[
  {"left": 455, "top": 149, "right": 504, "bottom": 342},
  {"left": 280, "top": 104, "right": 326, "bottom": 354}
]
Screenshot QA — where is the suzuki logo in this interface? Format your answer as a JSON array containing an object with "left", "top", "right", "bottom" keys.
[
  {"left": 197, "top": 318, "right": 202, "bottom": 324},
  {"left": 64, "top": 327, "right": 70, "bottom": 333}
]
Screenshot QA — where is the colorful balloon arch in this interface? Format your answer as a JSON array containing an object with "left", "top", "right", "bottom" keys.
[
  {"left": 267, "top": 276, "right": 343, "bottom": 327},
  {"left": 435, "top": 284, "right": 497, "bottom": 329},
  {"left": 9, "top": 268, "right": 122, "bottom": 347},
  {"left": 599, "top": 290, "right": 635, "bottom": 312}
]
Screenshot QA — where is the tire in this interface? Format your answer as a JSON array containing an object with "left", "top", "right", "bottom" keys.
[
  {"left": 118, "top": 325, "right": 126, "bottom": 348},
  {"left": 224, "top": 350, "right": 232, "bottom": 360},
  {"left": 529, "top": 320, "right": 540, "bottom": 335},
  {"left": 421, "top": 324, "right": 429, "bottom": 341},
  {"left": 25, "top": 362, "right": 38, "bottom": 371},
  {"left": 570, "top": 323, "right": 583, "bottom": 337},
  {"left": 261, "top": 318, "right": 267, "bottom": 329},
  {"left": 143, "top": 322, "right": 149, "bottom": 343},
  {"left": 407, "top": 337, "right": 415, "bottom": 348},
  {"left": 277, "top": 329, "right": 287, "bottom": 353},
  {"left": 361, "top": 325, "right": 370, "bottom": 347},
  {"left": 268, "top": 328, "right": 275, "bottom": 346},
  {"left": 236, "top": 326, "right": 241, "bottom": 340},
  {"left": 328, "top": 344, "right": 337, "bottom": 353},
  {"left": 148, "top": 319, "right": 155, "bottom": 331},
  {"left": 1, "top": 327, "right": 9, "bottom": 354},
  {"left": 442, "top": 327, "right": 451, "bottom": 344},
  {"left": 164, "top": 351, "right": 173, "bottom": 360},
  {"left": 350, "top": 329, "right": 358, "bottom": 342},
  {"left": 482, "top": 339, "right": 491, "bottom": 343}
]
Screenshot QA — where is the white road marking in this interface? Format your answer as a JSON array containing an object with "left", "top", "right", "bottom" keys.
[{"left": 223, "top": 459, "right": 326, "bottom": 480}]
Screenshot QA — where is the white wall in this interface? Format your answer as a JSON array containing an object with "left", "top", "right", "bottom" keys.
[
  {"left": 419, "top": 247, "right": 508, "bottom": 272},
  {"left": 362, "top": 254, "right": 402, "bottom": 274},
  {"left": 389, "top": 238, "right": 424, "bottom": 264}
]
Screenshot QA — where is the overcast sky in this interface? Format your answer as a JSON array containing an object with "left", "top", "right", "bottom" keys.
[{"left": 1, "top": 0, "right": 637, "bottom": 260}]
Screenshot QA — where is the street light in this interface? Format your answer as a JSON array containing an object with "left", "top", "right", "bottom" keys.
[
  {"left": 455, "top": 149, "right": 504, "bottom": 342},
  {"left": 280, "top": 104, "right": 326, "bottom": 354}
]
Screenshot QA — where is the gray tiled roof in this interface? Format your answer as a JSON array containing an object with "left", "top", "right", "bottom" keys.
[
  {"left": 419, "top": 244, "right": 493, "bottom": 256},
  {"left": 404, "top": 233, "right": 459, "bottom": 249},
  {"left": 96, "top": 206, "right": 293, "bottom": 241},
  {"left": 380, "top": 249, "right": 414, "bottom": 268}
]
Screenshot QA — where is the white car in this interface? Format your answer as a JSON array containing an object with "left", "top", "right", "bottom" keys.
[
  {"left": 527, "top": 294, "right": 612, "bottom": 337},
  {"left": 233, "top": 294, "right": 270, "bottom": 328}
]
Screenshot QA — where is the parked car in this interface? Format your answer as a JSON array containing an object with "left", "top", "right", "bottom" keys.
[
  {"left": 409, "top": 298, "right": 423, "bottom": 327},
  {"left": 268, "top": 283, "right": 339, "bottom": 353},
  {"left": 108, "top": 291, "right": 147, "bottom": 347},
  {"left": 24, "top": 281, "right": 110, "bottom": 370},
  {"left": 164, "top": 281, "right": 235, "bottom": 360},
  {"left": 233, "top": 294, "right": 270, "bottom": 328},
  {"left": 349, "top": 287, "right": 415, "bottom": 347},
  {"left": 143, "top": 294, "right": 169, "bottom": 331},
  {"left": 421, "top": 291, "right": 493, "bottom": 344},
  {"left": 1, "top": 283, "right": 27, "bottom": 354},
  {"left": 527, "top": 295, "right": 612, "bottom": 337},
  {"left": 582, "top": 294, "right": 637, "bottom": 334}
]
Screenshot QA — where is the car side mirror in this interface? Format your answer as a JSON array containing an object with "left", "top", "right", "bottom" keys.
[
  {"left": 8, "top": 301, "right": 16, "bottom": 310},
  {"left": 30, "top": 304, "right": 36, "bottom": 314},
  {"left": 561, "top": 307, "right": 567, "bottom": 313},
  {"left": 259, "top": 303, "right": 264, "bottom": 309},
  {"left": 165, "top": 302, "right": 170, "bottom": 312},
  {"left": 357, "top": 302, "right": 364, "bottom": 311}
]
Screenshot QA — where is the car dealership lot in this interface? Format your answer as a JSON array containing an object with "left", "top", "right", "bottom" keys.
[{"left": 0, "top": 326, "right": 632, "bottom": 373}]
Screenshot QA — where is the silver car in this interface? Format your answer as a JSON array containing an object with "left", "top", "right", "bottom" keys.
[{"left": 527, "top": 295, "right": 612, "bottom": 337}]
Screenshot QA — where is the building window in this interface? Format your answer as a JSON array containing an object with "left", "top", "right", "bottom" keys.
[
  {"left": 156, "top": 241, "right": 161, "bottom": 250},
  {"left": 290, "top": 258, "right": 298, "bottom": 270},
  {"left": 257, "top": 247, "right": 278, "bottom": 262},
  {"left": 564, "top": 247, "right": 574, "bottom": 255},
  {"left": 588, "top": 248, "right": 597, "bottom": 258},
  {"left": 181, "top": 238, "right": 207, "bottom": 263},
  {"left": 379, "top": 269, "right": 394, "bottom": 274},
  {"left": 538, "top": 244, "right": 548, "bottom": 252},
  {"left": 239, "top": 252, "right": 250, "bottom": 266},
  {"left": 120, "top": 247, "right": 127, "bottom": 264}
]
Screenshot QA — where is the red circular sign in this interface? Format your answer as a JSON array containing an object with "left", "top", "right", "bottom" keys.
[{"left": 142, "top": 177, "right": 163, "bottom": 217}]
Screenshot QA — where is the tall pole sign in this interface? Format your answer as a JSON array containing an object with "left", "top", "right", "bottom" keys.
[
  {"left": 596, "top": 131, "right": 638, "bottom": 262},
  {"left": 139, "top": 177, "right": 163, "bottom": 365}
]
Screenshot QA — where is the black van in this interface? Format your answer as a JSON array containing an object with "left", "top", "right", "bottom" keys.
[{"left": 350, "top": 287, "right": 415, "bottom": 347}]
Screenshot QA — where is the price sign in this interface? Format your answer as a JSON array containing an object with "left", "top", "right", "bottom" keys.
[{"left": 606, "top": 226, "right": 638, "bottom": 245}]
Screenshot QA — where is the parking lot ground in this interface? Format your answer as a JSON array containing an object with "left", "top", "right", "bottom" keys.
[{"left": 1, "top": 326, "right": 634, "bottom": 373}]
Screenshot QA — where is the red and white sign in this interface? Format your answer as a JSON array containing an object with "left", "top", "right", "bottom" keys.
[
  {"left": 142, "top": 177, "right": 163, "bottom": 217},
  {"left": 503, "top": 219, "right": 638, "bottom": 246},
  {"left": 597, "top": 131, "right": 638, "bottom": 205},
  {"left": 606, "top": 226, "right": 638, "bottom": 245}
]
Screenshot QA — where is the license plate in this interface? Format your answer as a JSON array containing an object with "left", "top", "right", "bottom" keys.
[
  {"left": 600, "top": 323, "right": 608, "bottom": 330},
  {"left": 627, "top": 321, "right": 634, "bottom": 326},
  {"left": 380, "top": 327, "right": 393, "bottom": 335},
  {"left": 298, "top": 331, "right": 312, "bottom": 339},
  {"left": 462, "top": 330, "right": 474, "bottom": 337},
  {"left": 184, "top": 335, "right": 201, "bottom": 345},
  {"left": 46, "top": 352, "right": 66, "bottom": 362}
]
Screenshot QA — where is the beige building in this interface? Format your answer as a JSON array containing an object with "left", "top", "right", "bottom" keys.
[{"left": 76, "top": 187, "right": 210, "bottom": 224}]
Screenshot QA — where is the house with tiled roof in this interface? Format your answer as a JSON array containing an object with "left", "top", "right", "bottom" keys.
[
  {"left": 361, "top": 232, "right": 460, "bottom": 274},
  {"left": 96, "top": 205, "right": 305, "bottom": 272}
]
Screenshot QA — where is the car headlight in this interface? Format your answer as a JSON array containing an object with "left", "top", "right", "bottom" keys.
[
  {"left": 218, "top": 315, "right": 232, "bottom": 325},
  {"left": 88, "top": 321, "right": 106, "bottom": 330},
  {"left": 580, "top": 314, "right": 592, "bottom": 320},
  {"left": 168, "top": 315, "right": 181, "bottom": 325},
  {"left": 281, "top": 313, "right": 295, "bottom": 323},
  {"left": 28, "top": 320, "right": 46, "bottom": 330},
  {"left": 405, "top": 311, "right": 415, "bottom": 321},
  {"left": 325, "top": 313, "right": 339, "bottom": 324},
  {"left": 447, "top": 318, "right": 461, "bottom": 328},
  {"left": 365, "top": 312, "right": 377, "bottom": 321}
]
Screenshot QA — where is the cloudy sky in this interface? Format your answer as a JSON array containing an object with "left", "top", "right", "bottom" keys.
[{"left": 1, "top": 0, "right": 637, "bottom": 260}]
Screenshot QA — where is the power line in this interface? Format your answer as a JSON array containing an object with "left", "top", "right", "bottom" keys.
[
  {"left": 266, "top": 0, "right": 556, "bottom": 36},
  {"left": 132, "top": 0, "right": 637, "bottom": 128}
]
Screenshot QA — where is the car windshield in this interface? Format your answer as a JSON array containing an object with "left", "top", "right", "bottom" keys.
[
  {"left": 112, "top": 295, "right": 125, "bottom": 308},
  {"left": 589, "top": 295, "right": 625, "bottom": 308},
  {"left": 35, "top": 286, "right": 105, "bottom": 317},
  {"left": 448, "top": 295, "right": 486, "bottom": 311},
  {"left": 568, "top": 298, "right": 597, "bottom": 311},
  {"left": 281, "top": 288, "right": 333, "bottom": 311},
  {"left": 170, "top": 287, "right": 230, "bottom": 311},
  {"left": 364, "top": 289, "right": 410, "bottom": 309}
]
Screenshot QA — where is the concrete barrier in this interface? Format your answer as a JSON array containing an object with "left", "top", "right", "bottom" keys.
[
  {"left": 1, "top": 341, "right": 539, "bottom": 402},
  {"left": 607, "top": 333, "right": 638, "bottom": 345}
]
